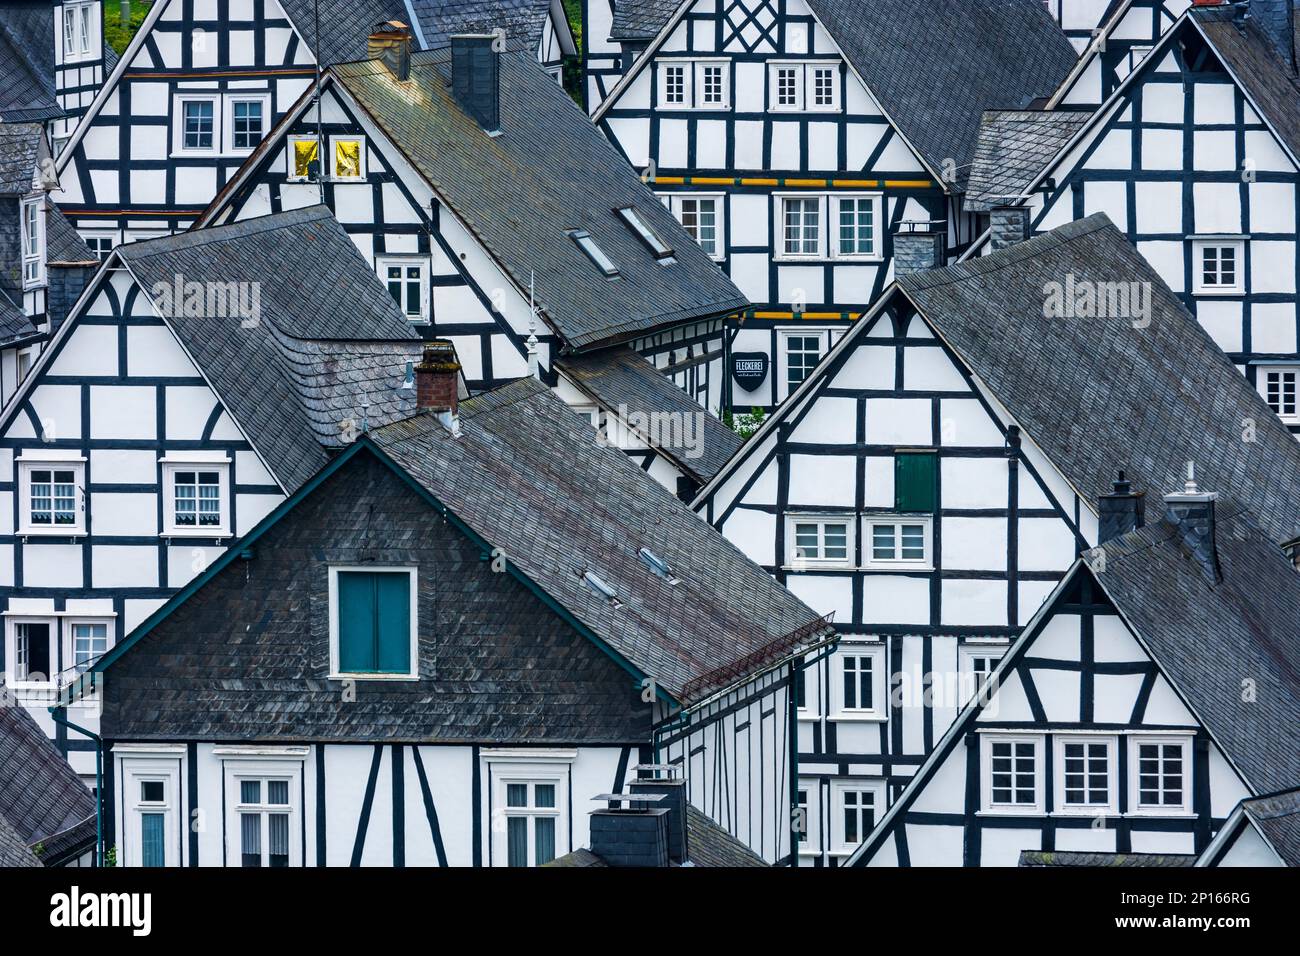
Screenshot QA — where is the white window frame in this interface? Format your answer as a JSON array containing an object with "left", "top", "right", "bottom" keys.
[
  {"left": 224, "top": 759, "right": 303, "bottom": 868},
  {"left": 61, "top": 1, "right": 98, "bottom": 63},
  {"left": 21, "top": 198, "right": 45, "bottom": 288},
  {"left": 957, "top": 643, "right": 1006, "bottom": 707},
  {"left": 328, "top": 135, "right": 367, "bottom": 181},
  {"left": 375, "top": 256, "right": 431, "bottom": 324},
  {"left": 864, "top": 515, "right": 933, "bottom": 570},
  {"left": 769, "top": 62, "right": 805, "bottom": 111},
  {"left": 173, "top": 95, "right": 220, "bottom": 155},
  {"left": 79, "top": 230, "right": 119, "bottom": 261},
  {"left": 830, "top": 641, "right": 887, "bottom": 720},
  {"left": 120, "top": 759, "right": 181, "bottom": 868},
  {"left": 286, "top": 135, "right": 321, "bottom": 182},
  {"left": 65, "top": 616, "right": 113, "bottom": 679},
  {"left": 785, "top": 513, "right": 854, "bottom": 569},
  {"left": 1128, "top": 734, "right": 1194, "bottom": 817},
  {"left": 794, "top": 663, "right": 819, "bottom": 720},
  {"left": 795, "top": 779, "right": 820, "bottom": 855},
  {"left": 1258, "top": 364, "right": 1300, "bottom": 424},
  {"left": 776, "top": 194, "right": 824, "bottom": 259},
  {"left": 980, "top": 734, "right": 1044, "bottom": 815},
  {"left": 1052, "top": 734, "right": 1118, "bottom": 816},
  {"left": 3, "top": 615, "right": 59, "bottom": 690},
  {"left": 326, "top": 565, "right": 419, "bottom": 681},
  {"left": 16, "top": 456, "right": 86, "bottom": 536},
  {"left": 830, "top": 194, "right": 884, "bottom": 261},
  {"left": 160, "top": 457, "right": 232, "bottom": 537},
  {"left": 694, "top": 60, "right": 730, "bottom": 109},
  {"left": 807, "top": 63, "right": 840, "bottom": 112},
  {"left": 483, "top": 753, "right": 573, "bottom": 868},
  {"left": 1192, "top": 238, "right": 1245, "bottom": 295},
  {"left": 16, "top": 345, "right": 38, "bottom": 386},
  {"left": 830, "top": 778, "right": 886, "bottom": 855},
  {"left": 778, "top": 328, "right": 829, "bottom": 399},
  {"left": 657, "top": 61, "right": 692, "bottom": 109},
  {"left": 769, "top": 61, "right": 841, "bottom": 113},
  {"left": 223, "top": 93, "right": 272, "bottom": 155},
  {"left": 662, "top": 193, "right": 725, "bottom": 260}
]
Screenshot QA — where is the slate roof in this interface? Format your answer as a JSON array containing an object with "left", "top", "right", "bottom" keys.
[
  {"left": 1019, "top": 851, "right": 1195, "bottom": 867},
  {"left": 371, "top": 377, "right": 831, "bottom": 702},
  {"left": 1238, "top": 789, "right": 1300, "bottom": 866},
  {"left": 557, "top": 346, "right": 742, "bottom": 485},
  {"left": 609, "top": 0, "right": 680, "bottom": 41},
  {"left": 277, "top": 0, "right": 413, "bottom": 65},
  {"left": 0, "top": 2, "right": 62, "bottom": 123},
  {"left": 0, "top": 812, "right": 39, "bottom": 867},
  {"left": 546, "top": 806, "right": 768, "bottom": 866},
  {"left": 965, "top": 109, "right": 1092, "bottom": 212},
  {"left": 0, "top": 122, "right": 41, "bottom": 195},
  {"left": 0, "top": 703, "right": 95, "bottom": 865},
  {"left": 0, "top": 288, "right": 33, "bottom": 346},
  {"left": 408, "top": 0, "right": 560, "bottom": 53},
  {"left": 1094, "top": 502, "right": 1300, "bottom": 797},
  {"left": 115, "top": 205, "right": 423, "bottom": 492},
  {"left": 45, "top": 200, "right": 95, "bottom": 265},
  {"left": 331, "top": 49, "right": 747, "bottom": 350},
  {"left": 897, "top": 214, "right": 1300, "bottom": 546}
]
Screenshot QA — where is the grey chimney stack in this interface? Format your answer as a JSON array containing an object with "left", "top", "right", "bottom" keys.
[
  {"left": 587, "top": 793, "right": 671, "bottom": 867},
  {"left": 627, "top": 765, "right": 688, "bottom": 863},
  {"left": 893, "top": 226, "right": 946, "bottom": 277},
  {"left": 451, "top": 35, "right": 501, "bottom": 133},
  {"left": 1163, "top": 462, "right": 1221, "bottom": 584},
  {"left": 1098, "top": 471, "right": 1146, "bottom": 544},
  {"left": 989, "top": 205, "right": 1031, "bottom": 251},
  {"left": 368, "top": 20, "right": 412, "bottom": 81}
]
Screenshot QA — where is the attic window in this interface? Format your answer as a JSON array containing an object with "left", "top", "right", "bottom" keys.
[
  {"left": 616, "top": 206, "right": 674, "bottom": 260},
  {"left": 570, "top": 231, "right": 619, "bottom": 278}
]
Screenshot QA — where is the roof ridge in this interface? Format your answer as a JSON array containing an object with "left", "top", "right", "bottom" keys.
[{"left": 123, "top": 205, "right": 336, "bottom": 258}]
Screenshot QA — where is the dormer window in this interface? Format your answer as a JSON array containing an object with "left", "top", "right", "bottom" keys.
[
  {"left": 570, "top": 231, "right": 619, "bottom": 277},
  {"left": 62, "top": 1, "right": 97, "bottom": 62},
  {"left": 616, "top": 207, "right": 673, "bottom": 260}
]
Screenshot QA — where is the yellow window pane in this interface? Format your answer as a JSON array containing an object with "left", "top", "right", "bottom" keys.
[
  {"left": 293, "top": 138, "right": 318, "bottom": 179},
  {"left": 334, "top": 139, "right": 361, "bottom": 179}
]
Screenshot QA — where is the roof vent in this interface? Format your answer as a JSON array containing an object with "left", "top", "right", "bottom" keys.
[
  {"left": 638, "top": 547, "right": 678, "bottom": 583},
  {"left": 1098, "top": 470, "right": 1146, "bottom": 545}
]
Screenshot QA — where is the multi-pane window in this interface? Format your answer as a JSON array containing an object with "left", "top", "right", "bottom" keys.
[
  {"left": 378, "top": 259, "right": 428, "bottom": 322},
  {"left": 136, "top": 779, "right": 169, "bottom": 867},
  {"left": 782, "top": 198, "right": 821, "bottom": 256},
  {"left": 959, "top": 646, "right": 1004, "bottom": 705},
  {"left": 840, "top": 788, "right": 876, "bottom": 847},
  {"left": 868, "top": 519, "right": 929, "bottom": 565},
  {"left": 237, "top": 779, "right": 291, "bottom": 867},
  {"left": 505, "top": 782, "right": 558, "bottom": 867},
  {"left": 21, "top": 200, "right": 42, "bottom": 286},
  {"left": 1194, "top": 240, "right": 1243, "bottom": 293},
  {"left": 1262, "top": 367, "right": 1298, "bottom": 420},
  {"left": 836, "top": 196, "right": 878, "bottom": 257},
  {"left": 27, "top": 468, "right": 78, "bottom": 528},
  {"left": 182, "top": 100, "right": 215, "bottom": 150},
  {"left": 173, "top": 471, "right": 222, "bottom": 529},
  {"left": 785, "top": 334, "right": 822, "bottom": 389},
  {"left": 770, "top": 62, "right": 840, "bottom": 111},
  {"left": 1062, "top": 740, "right": 1110, "bottom": 807},
  {"left": 841, "top": 653, "right": 874, "bottom": 711},
  {"left": 63, "top": 1, "right": 95, "bottom": 59},
  {"left": 774, "top": 66, "right": 800, "bottom": 108},
  {"left": 789, "top": 517, "right": 848, "bottom": 565},
  {"left": 779, "top": 195, "right": 881, "bottom": 259},
  {"left": 71, "top": 621, "right": 108, "bottom": 675},
  {"left": 989, "top": 739, "right": 1038, "bottom": 807},
  {"left": 231, "top": 100, "right": 265, "bottom": 150},
  {"left": 701, "top": 64, "right": 725, "bottom": 104},
  {"left": 1136, "top": 740, "right": 1186, "bottom": 810},
  {"left": 668, "top": 195, "right": 722, "bottom": 258},
  {"left": 330, "top": 568, "right": 416, "bottom": 677},
  {"left": 82, "top": 233, "right": 115, "bottom": 260},
  {"left": 9, "top": 621, "right": 53, "bottom": 684},
  {"left": 811, "top": 66, "right": 837, "bottom": 108},
  {"left": 663, "top": 64, "right": 686, "bottom": 104}
]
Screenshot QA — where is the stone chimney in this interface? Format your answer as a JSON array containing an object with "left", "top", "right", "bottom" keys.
[
  {"left": 627, "top": 765, "right": 688, "bottom": 864},
  {"left": 368, "top": 20, "right": 412, "bottom": 81},
  {"left": 588, "top": 792, "right": 671, "bottom": 867},
  {"left": 1098, "top": 471, "right": 1146, "bottom": 544},
  {"left": 451, "top": 34, "right": 501, "bottom": 133},
  {"left": 1163, "top": 462, "right": 1221, "bottom": 584},
  {"left": 989, "top": 205, "right": 1031, "bottom": 252},
  {"left": 416, "top": 340, "right": 461, "bottom": 434},
  {"left": 893, "top": 226, "right": 946, "bottom": 277}
]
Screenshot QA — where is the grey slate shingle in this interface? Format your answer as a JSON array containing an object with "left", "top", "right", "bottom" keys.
[
  {"left": 409, "top": 0, "right": 559, "bottom": 53},
  {"left": 277, "top": 0, "right": 413, "bottom": 65},
  {"left": 0, "top": 703, "right": 95, "bottom": 864},
  {"left": 965, "top": 109, "right": 1092, "bottom": 212},
  {"left": 898, "top": 214, "right": 1300, "bottom": 547},
  {"left": 546, "top": 805, "right": 767, "bottom": 866},
  {"left": 609, "top": 0, "right": 680, "bottom": 41},
  {"left": 1019, "top": 850, "right": 1196, "bottom": 867},
  {"left": 1239, "top": 788, "right": 1300, "bottom": 866},
  {"left": 0, "top": 2, "right": 62, "bottom": 123},
  {"left": 0, "top": 122, "right": 41, "bottom": 195}
]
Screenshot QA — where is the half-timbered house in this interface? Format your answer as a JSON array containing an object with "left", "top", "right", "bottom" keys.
[
  {"left": 588, "top": 0, "right": 1079, "bottom": 413},
  {"left": 847, "top": 481, "right": 1300, "bottom": 866},
  {"left": 968, "top": 0, "right": 1300, "bottom": 430},
  {"left": 50, "top": 0, "right": 572, "bottom": 250},
  {"left": 0, "top": 205, "right": 425, "bottom": 776},
  {"left": 1048, "top": 0, "right": 1189, "bottom": 101},
  {"left": 58, "top": 372, "right": 834, "bottom": 867},
  {"left": 1043, "top": 0, "right": 1118, "bottom": 52},
  {"left": 1196, "top": 788, "right": 1300, "bottom": 866},
  {"left": 691, "top": 213, "right": 1300, "bottom": 864}
]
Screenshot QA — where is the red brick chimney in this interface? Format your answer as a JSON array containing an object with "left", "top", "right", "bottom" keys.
[{"left": 416, "top": 341, "right": 461, "bottom": 430}]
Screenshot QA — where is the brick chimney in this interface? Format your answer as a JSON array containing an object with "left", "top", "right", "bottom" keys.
[
  {"left": 368, "top": 20, "right": 412, "bottom": 81},
  {"left": 416, "top": 340, "right": 461, "bottom": 434},
  {"left": 989, "top": 205, "right": 1031, "bottom": 251},
  {"left": 451, "top": 34, "right": 501, "bottom": 133},
  {"left": 893, "top": 225, "right": 946, "bottom": 277},
  {"left": 1163, "top": 462, "right": 1221, "bottom": 584},
  {"left": 1098, "top": 471, "right": 1146, "bottom": 544}
]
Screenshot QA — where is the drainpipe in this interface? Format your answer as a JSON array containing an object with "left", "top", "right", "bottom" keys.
[{"left": 49, "top": 706, "right": 104, "bottom": 867}]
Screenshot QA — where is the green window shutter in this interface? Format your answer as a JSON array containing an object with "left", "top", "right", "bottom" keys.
[
  {"left": 337, "top": 572, "right": 377, "bottom": 672},
  {"left": 895, "top": 452, "right": 937, "bottom": 513},
  {"left": 374, "top": 572, "right": 411, "bottom": 674}
]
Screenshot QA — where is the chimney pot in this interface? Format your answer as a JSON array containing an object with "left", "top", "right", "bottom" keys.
[
  {"left": 989, "top": 205, "right": 1031, "bottom": 251},
  {"left": 451, "top": 35, "right": 502, "bottom": 133},
  {"left": 368, "top": 20, "right": 412, "bottom": 81},
  {"left": 416, "top": 340, "right": 461, "bottom": 426},
  {"left": 1098, "top": 470, "right": 1146, "bottom": 544}
]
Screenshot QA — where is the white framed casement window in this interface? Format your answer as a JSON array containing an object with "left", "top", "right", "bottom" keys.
[
  {"left": 376, "top": 257, "right": 430, "bottom": 323},
  {"left": 1192, "top": 238, "right": 1244, "bottom": 295},
  {"left": 1128, "top": 735, "right": 1193, "bottom": 816},
  {"left": 831, "top": 194, "right": 884, "bottom": 260},
  {"left": 830, "top": 642, "right": 886, "bottom": 719},
  {"left": 779, "top": 330, "right": 825, "bottom": 395},
  {"left": 21, "top": 198, "right": 44, "bottom": 288},
  {"left": 174, "top": 95, "right": 219, "bottom": 154},
  {"left": 160, "top": 457, "right": 231, "bottom": 537},
  {"left": 664, "top": 193, "right": 724, "bottom": 259},
  {"left": 482, "top": 754, "right": 572, "bottom": 867},
  {"left": 769, "top": 62, "right": 840, "bottom": 112},
  {"left": 795, "top": 780, "right": 820, "bottom": 855},
  {"left": 808, "top": 64, "right": 839, "bottom": 111},
  {"left": 4, "top": 616, "right": 58, "bottom": 689},
  {"left": 120, "top": 760, "right": 181, "bottom": 867},
  {"left": 225, "top": 761, "right": 302, "bottom": 867},
  {"left": 657, "top": 61, "right": 691, "bottom": 108},
  {"left": 61, "top": 1, "right": 97, "bottom": 62},
  {"left": 79, "top": 230, "right": 118, "bottom": 261},
  {"left": 794, "top": 663, "right": 819, "bottom": 719},
  {"left": 329, "top": 135, "right": 366, "bottom": 180},
  {"left": 1258, "top": 365, "right": 1299, "bottom": 423},
  {"left": 16, "top": 457, "right": 85, "bottom": 535},
  {"left": 66, "top": 618, "right": 112, "bottom": 677},
  {"left": 830, "top": 778, "right": 886, "bottom": 854},
  {"left": 16, "top": 345, "right": 38, "bottom": 385},
  {"left": 224, "top": 93, "right": 271, "bottom": 154},
  {"left": 864, "top": 515, "right": 932, "bottom": 570},
  {"left": 1052, "top": 735, "right": 1118, "bottom": 815},
  {"left": 694, "top": 60, "right": 730, "bottom": 108},
  {"left": 769, "top": 63, "right": 804, "bottom": 111},
  {"left": 287, "top": 135, "right": 321, "bottom": 181},
  {"left": 980, "top": 734, "right": 1044, "bottom": 814},
  {"left": 327, "top": 566, "right": 418, "bottom": 680},
  {"left": 786, "top": 513, "right": 852, "bottom": 568},
  {"left": 778, "top": 194, "right": 823, "bottom": 258},
  {"left": 958, "top": 643, "right": 1006, "bottom": 706}
]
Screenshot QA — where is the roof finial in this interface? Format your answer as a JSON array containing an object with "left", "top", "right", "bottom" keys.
[{"left": 526, "top": 270, "right": 540, "bottom": 380}]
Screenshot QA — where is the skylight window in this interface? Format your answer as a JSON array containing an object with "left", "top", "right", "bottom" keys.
[
  {"left": 570, "top": 230, "right": 619, "bottom": 277},
  {"left": 582, "top": 570, "right": 620, "bottom": 604},
  {"left": 616, "top": 206, "right": 674, "bottom": 260},
  {"left": 638, "top": 547, "right": 679, "bottom": 584}
]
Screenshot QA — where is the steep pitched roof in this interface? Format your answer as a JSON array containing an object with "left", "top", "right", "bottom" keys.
[
  {"left": 0, "top": 813, "right": 40, "bottom": 867},
  {"left": 0, "top": 2, "right": 62, "bottom": 123},
  {"left": 409, "top": 0, "right": 567, "bottom": 53},
  {"left": 114, "top": 206, "right": 423, "bottom": 492},
  {"left": 276, "top": 0, "right": 414, "bottom": 65},
  {"left": 556, "top": 346, "right": 742, "bottom": 485},
  {"left": 370, "top": 377, "right": 831, "bottom": 702},
  {"left": 1019, "top": 851, "right": 1195, "bottom": 867},
  {"left": 0, "top": 122, "right": 42, "bottom": 195},
  {"left": 1238, "top": 789, "right": 1300, "bottom": 866},
  {"left": 965, "top": 109, "right": 1092, "bottom": 212},
  {"left": 897, "top": 214, "right": 1300, "bottom": 545},
  {"left": 330, "top": 50, "right": 745, "bottom": 350},
  {"left": 609, "top": 0, "right": 680, "bottom": 41},
  {"left": 45, "top": 200, "right": 95, "bottom": 265},
  {"left": 1093, "top": 502, "right": 1300, "bottom": 796},
  {"left": 0, "top": 703, "right": 95, "bottom": 861},
  {"left": 0, "top": 287, "right": 34, "bottom": 346}
]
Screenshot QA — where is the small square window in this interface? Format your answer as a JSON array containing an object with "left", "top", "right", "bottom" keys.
[
  {"left": 864, "top": 516, "right": 932, "bottom": 569},
  {"left": 141, "top": 780, "right": 165, "bottom": 803},
  {"left": 181, "top": 99, "right": 216, "bottom": 151},
  {"left": 376, "top": 257, "right": 430, "bottom": 323},
  {"left": 1259, "top": 366, "right": 1299, "bottom": 422},
  {"left": 229, "top": 97, "right": 267, "bottom": 151},
  {"left": 981, "top": 735, "right": 1043, "bottom": 814},
  {"left": 957, "top": 644, "right": 1006, "bottom": 707},
  {"left": 783, "top": 333, "right": 823, "bottom": 392},
  {"left": 18, "top": 460, "right": 85, "bottom": 535},
  {"left": 289, "top": 136, "right": 320, "bottom": 181},
  {"left": 161, "top": 461, "right": 231, "bottom": 536},
  {"left": 1053, "top": 735, "right": 1117, "bottom": 815},
  {"left": 786, "top": 514, "right": 853, "bottom": 568},
  {"left": 831, "top": 779, "right": 885, "bottom": 854},
  {"left": 69, "top": 620, "right": 110, "bottom": 675},
  {"left": 329, "top": 567, "right": 418, "bottom": 679},
  {"left": 80, "top": 231, "right": 117, "bottom": 260},
  {"left": 1192, "top": 239, "right": 1244, "bottom": 294},
  {"left": 1128, "top": 736, "right": 1192, "bottom": 814}
]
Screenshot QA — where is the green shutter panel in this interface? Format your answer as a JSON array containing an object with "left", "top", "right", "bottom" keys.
[
  {"left": 374, "top": 572, "right": 412, "bottom": 674},
  {"left": 337, "top": 572, "right": 377, "bottom": 672},
  {"left": 895, "top": 452, "right": 937, "bottom": 513}
]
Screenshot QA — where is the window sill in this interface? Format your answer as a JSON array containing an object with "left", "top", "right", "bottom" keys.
[
  {"left": 862, "top": 564, "right": 934, "bottom": 573},
  {"left": 19, "top": 528, "right": 87, "bottom": 539},
  {"left": 160, "top": 530, "right": 232, "bottom": 540},
  {"left": 1192, "top": 288, "right": 1244, "bottom": 297},
  {"left": 1049, "top": 808, "right": 1118, "bottom": 818},
  {"left": 975, "top": 808, "right": 1045, "bottom": 818},
  {"left": 796, "top": 710, "right": 822, "bottom": 722},
  {"left": 329, "top": 672, "right": 419, "bottom": 682},
  {"left": 782, "top": 563, "right": 855, "bottom": 572},
  {"left": 830, "top": 711, "right": 887, "bottom": 723}
]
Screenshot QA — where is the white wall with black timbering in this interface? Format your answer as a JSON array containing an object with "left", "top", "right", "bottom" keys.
[
  {"left": 581, "top": 0, "right": 631, "bottom": 113},
  {"left": 695, "top": 293, "right": 1100, "bottom": 865},
  {"left": 1052, "top": 1, "right": 1192, "bottom": 107},
  {"left": 53, "top": 0, "right": 114, "bottom": 151}
]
